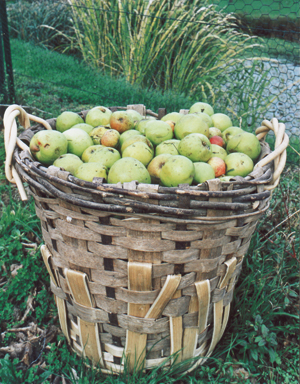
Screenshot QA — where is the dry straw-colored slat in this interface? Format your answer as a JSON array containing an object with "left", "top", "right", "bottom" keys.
[{"left": 3, "top": 104, "right": 289, "bottom": 374}]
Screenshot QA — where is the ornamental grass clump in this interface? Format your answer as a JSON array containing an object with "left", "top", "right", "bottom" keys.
[{"left": 68, "top": 0, "right": 264, "bottom": 101}]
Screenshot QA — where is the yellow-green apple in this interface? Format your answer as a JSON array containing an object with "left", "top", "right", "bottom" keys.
[
  {"left": 121, "top": 135, "right": 153, "bottom": 154},
  {"left": 160, "top": 155, "right": 195, "bottom": 187},
  {"left": 222, "top": 127, "right": 243, "bottom": 144},
  {"left": 30, "top": 130, "right": 68, "bottom": 165},
  {"left": 161, "top": 112, "right": 184, "bottom": 123},
  {"left": 174, "top": 114, "right": 209, "bottom": 139},
  {"left": 110, "top": 111, "right": 135, "bottom": 133},
  {"left": 193, "top": 162, "right": 215, "bottom": 184},
  {"left": 53, "top": 153, "right": 83, "bottom": 175},
  {"left": 119, "top": 129, "right": 143, "bottom": 147},
  {"left": 85, "top": 106, "right": 112, "bottom": 127},
  {"left": 219, "top": 176, "right": 233, "bottom": 182},
  {"left": 136, "top": 118, "right": 155, "bottom": 134},
  {"left": 226, "top": 132, "right": 261, "bottom": 161},
  {"left": 207, "top": 157, "right": 226, "bottom": 177},
  {"left": 56, "top": 111, "right": 84, "bottom": 133},
  {"left": 101, "top": 129, "right": 120, "bottom": 148},
  {"left": 74, "top": 162, "right": 107, "bottom": 182},
  {"left": 178, "top": 133, "right": 212, "bottom": 162},
  {"left": 211, "top": 113, "right": 233, "bottom": 132},
  {"left": 126, "top": 109, "right": 143, "bottom": 128},
  {"left": 147, "top": 154, "right": 173, "bottom": 184},
  {"left": 63, "top": 128, "right": 93, "bottom": 157},
  {"left": 122, "top": 142, "right": 154, "bottom": 167},
  {"left": 193, "top": 112, "right": 213, "bottom": 128},
  {"left": 108, "top": 157, "right": 151, "bottom": 184},
  {"left": 189, "top": 102, "right": 214, "bottom": 116},
  {"left": 81, "top": 145, "right": 104, "bottom": 162},
  {"left": 88, "top": 147, "right": 121, "bottom": 169},
  {"left": 208, "top": 127, "right": 222, "bottom": 138},
  {"left": 209, "top": 135, "right": 225, "bottom": 148},
  {"left": 155, "top": 139, "right": 180, "bottom": 156},
  {"left": 71, "top": 123, "right": 94, "bottom": 134},
  {"left": 225, "top": 153, "right": 254, "bottom": 177},
  {"left": 89, "top": 126, "right": 109, "bottom": 145},
  {"left": 211, "top": 144, "right": 228, "bottom": 160},
  {"left": 145, "top": 120, "right": 173, "bottom": 146},
  {"left": 164, "top": 120, "right": 175, "bottom": 132}
]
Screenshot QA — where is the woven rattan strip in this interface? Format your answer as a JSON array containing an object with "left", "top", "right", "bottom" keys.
[{"left": 3, "top": 104, "right": 289, "bottom": 373}]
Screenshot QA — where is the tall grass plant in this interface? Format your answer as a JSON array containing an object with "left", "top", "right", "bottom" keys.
[{"left": 69, "top": 0, "right": 265, "bottom": 101}]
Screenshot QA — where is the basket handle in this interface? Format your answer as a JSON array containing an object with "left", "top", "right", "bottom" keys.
[
  {"left": 254, "top": 118, "right": 289, "bottom": 191},
  {"left": 3, "top": 104, "right": 52, "bottom": 201}
]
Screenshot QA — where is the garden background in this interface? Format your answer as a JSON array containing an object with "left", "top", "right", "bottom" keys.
[{"left": 0, "top": 0, "right": 299, "bottom": 383}]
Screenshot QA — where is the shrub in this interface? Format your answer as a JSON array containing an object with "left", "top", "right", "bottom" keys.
[
  {"left": 7, "top": 0, "right": 76, "bottom": 54},
  {"left": 69, "top": 0, "right": 264, "bottom": 101}
]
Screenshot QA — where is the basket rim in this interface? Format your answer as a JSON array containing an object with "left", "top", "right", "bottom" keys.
[
  {"left": 11, "top": 108, "right": 276, "bottom": 219},
  {"left": 15, "top": 118, "right": 274, "bottom": 194}
]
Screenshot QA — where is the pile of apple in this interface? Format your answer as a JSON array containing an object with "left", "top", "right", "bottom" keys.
[{"left": 29, "top": 102, "right": 262, "bottom": 187}]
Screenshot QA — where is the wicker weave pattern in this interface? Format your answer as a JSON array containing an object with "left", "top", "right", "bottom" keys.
[
  {"left": 34, "top": 184, "right": 265, "bottom": 373},
  {"left": 3, "top": 104, "right": 289, "bottom": 373}
]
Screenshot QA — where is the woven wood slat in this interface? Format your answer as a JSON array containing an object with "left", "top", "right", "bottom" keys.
[
  {"left": 41, "top": 245, "right": 70, "bottom": 344},
  {"left": 170, "top": 289, "right": 183, "bottom": 364},
  {"left": 4, "top": 105, "right": 289, "bottom": 373},
  {"left": 125, "top": 262, "right": 152, "bottom": 371}
]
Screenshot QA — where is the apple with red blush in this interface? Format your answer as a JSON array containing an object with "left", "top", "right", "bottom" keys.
[
  {"left": 209, "top": 135, "right": 225, "bottom": 148},
  {"left": 207, "top": 157, "right": 226, "bottom": 177}
]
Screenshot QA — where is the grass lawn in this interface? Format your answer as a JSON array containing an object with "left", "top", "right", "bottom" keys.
[
  {"left": 0, "top": 38, "right": 299, "bottom": 383},
  {"left": 8, "top": 39, "right": 195, "bottom": 118}
]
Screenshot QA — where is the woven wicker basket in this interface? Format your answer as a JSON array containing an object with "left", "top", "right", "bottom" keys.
[{"left": 4, "top": 104, "right": 289, "bottom": 374}]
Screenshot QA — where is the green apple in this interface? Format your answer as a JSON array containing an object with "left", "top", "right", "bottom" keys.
[
  {"left": 108, "top": 157, "right": 151, "bottom": 184},
  {"left": 30, "top": 130, "right": 68, "bottom": 165},
  {"left": 211, "top": 144, "right": 228, "bottom": 160},
  {"left": 85, "top": 106, "right": 112, "bottom": 127},
  {"left": 63, "top": 128, "right": 94, "bottom": 157},
  {"left": 147, "top": 154, "right": 173, "bottom": 184},
  {"left": 155, "top": 139, "right": 180, "bottom": 156},
  {"left": 189, "top": 102, "right": 214, "bottom": 116},
  {"left": 193, "top": 112, "right": 213, "bottom": 128},
  {"left": 211, "top": 113, "right": 233, "bottom": 132},
  {"left": 226, "top": 132, "right": 261, "bottom": 161},
  {"left": 174, "top": 114, "right": 209, "bottom": 139},
  {"left": 56, "top": 111, "right": 84, "bottom": 133},
  {"left": 126, "top": 110, "right": 143, "bottom": 128},
  {"left": 208, "top": 127, "right": 222, "bottom": 138},
  {"left": 160, "top": 155, "right": 195, "bottom": 187},
  {"left": 222, "top": 127, "right": 243, "bottom": 144},
  {"left": 122, "top": 142, "right": 154, "bottom": 167},
  {"left": 81, "top": 145, "right": 104, "bottom": 162},
  {"left": 225, "top": 153, "right": 254, "bottom": 177},
  {"left": 121, "top": 135, "right": 153, "bottom": 154},
  {"left": 74, "top": 162, "right": 108, "bottom": 182},
  {"left": 161, "top": 112, "right": 184, "bottom": 123},
  {"left": 53, "top": 153, "right": 83, "bottom": 175},
  {"left": 219, "top": 176, "right": 233, "bottom": 182},
  {"left": 88, "top": 147, "right": 121, "bottom": 169},
  {"left": 136, "top": 119, "right": 150, "bottom": 135},
  {"left": 193, "top": 162, "right": 215, "bottom": 184},
  {"left": 89, "top": 126, "right": 110, "bottom": 145},
  {"left": 119, "top": 129, "right": 143, "bottom": 147},
  {"left": 71, "top": 123, "right": 94, "bottom": 134},
  {"left": 145, "top": 120, "right": 173, "bottom": 146},
  {"left": 178, "top": 133, "right": 212, "bottom": 162}
]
